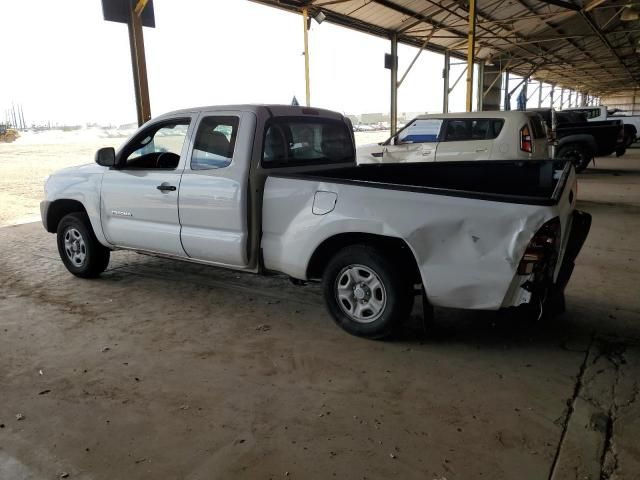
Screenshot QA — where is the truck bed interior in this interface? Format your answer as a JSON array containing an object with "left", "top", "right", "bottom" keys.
[{"left": 292, "top": 160, "right": 568, "bottom": 205}]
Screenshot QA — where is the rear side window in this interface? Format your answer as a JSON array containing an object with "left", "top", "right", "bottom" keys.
[
  {"left": 529, "top": 116, "right": 547, "bottom": 139},
  {"left": 572, "top": 108, "right": 599, "bottom": 119},
  {"left": 191, "top": 116, "right": 239, "bottom": 170},
  {"left": 490, "top": 119, "right": 504, "bottom": 137},
  {"left": 443, "top": 118, "right": 504, "bottom": 141},
  {"left": 398, "top": 119, "right": 443, "bottom": 143},
  {"left": 262, "top": 117, "right": 353, "bottom": 168}
]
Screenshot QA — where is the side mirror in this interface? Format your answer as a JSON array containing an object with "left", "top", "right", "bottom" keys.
[{"left": 95, "top": 147, "right": 116, "bottom": 167}]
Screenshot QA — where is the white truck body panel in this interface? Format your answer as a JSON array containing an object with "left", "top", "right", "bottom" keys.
[
  {"left": 43, "top": 163, "right": 107, "bottom": 244},
  {"left": 101, "top": 169, "right": 186, "bottom": 256},
  {"left": 262, "top": 171, "right": 575, "bottom": 310}
]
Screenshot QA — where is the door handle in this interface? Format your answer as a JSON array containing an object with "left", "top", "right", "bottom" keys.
[
  {"left": 157, "top": 184, "right": 176, "bottom": 192},
  {"left": 475, "top": 148, "right": 488, "bottom": 153}
]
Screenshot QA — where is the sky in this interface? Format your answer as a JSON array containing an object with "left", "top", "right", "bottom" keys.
[{"left": 0, "top": 0, "right": 486, "bottom": 126}]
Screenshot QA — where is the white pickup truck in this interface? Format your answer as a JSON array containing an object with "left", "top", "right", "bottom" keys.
[{"left": 41, "top": 105, "right": 591, "bottom": 338}]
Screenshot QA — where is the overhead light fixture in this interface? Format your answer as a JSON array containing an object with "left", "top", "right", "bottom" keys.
[
  {"left": 584, "top": 0, "right": 606, "bottom": 12},
  {"left": 312, "top": 11, "right": 326, "bottom": 24},
  {"left": 621, "top": 8, "right": 640, "bottom": 21}
]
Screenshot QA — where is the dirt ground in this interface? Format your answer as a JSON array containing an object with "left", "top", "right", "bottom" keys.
[{"left": 1, "top": 149, "right": 639, "bottom": 479}]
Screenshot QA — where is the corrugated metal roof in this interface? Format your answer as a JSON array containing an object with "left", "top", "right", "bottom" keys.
[{"left": 250, "top": 0, "right": 640, "bottom": 96}]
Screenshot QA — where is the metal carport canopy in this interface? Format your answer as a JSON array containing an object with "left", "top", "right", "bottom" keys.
[{"left": 250, "top": 0, "right": 640, "bottom": 97}]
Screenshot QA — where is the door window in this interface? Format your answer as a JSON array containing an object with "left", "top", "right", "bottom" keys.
[
  {"left": 122, "top": 120, "right": 190, "bottom": 169},
  {"left": 397, "top": 119, "right": 443, "bottom": 143},
  {"left": 191, "top": 116, "right": 239, "bottom": 170},
  {"left": 443, "top": 118, "right": 505, "bottom": 141}
]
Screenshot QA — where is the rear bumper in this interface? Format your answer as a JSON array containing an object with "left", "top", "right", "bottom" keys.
[{"left": 555, "top": 210, "right": 592, "bottom": 292}]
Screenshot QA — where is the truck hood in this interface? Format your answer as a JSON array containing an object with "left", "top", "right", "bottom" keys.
[
  {"left": 44, "top": 163, "right": 106, "bottom": 200},
  {"left": 52, "top": 163, "right": 105, "bottom": 177}
]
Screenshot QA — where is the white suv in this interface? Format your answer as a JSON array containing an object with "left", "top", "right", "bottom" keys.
[{"left": 358, "top": 111, "right": 550, "bottom": 164}]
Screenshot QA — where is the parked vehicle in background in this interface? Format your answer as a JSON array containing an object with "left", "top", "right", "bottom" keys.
[
  {"left": 564, "top": 105, "right": 639, "bottom": 146},
  {"left": 357, "top": 111, "right": 550, "bottom": 165},
  {"left": 41, "top": 105, "right": 590, "bottom": 339},
  {"left": 530, "top": 108, "right": 625, "bottom": 172},
  {"left": 0, "top": 124, "right": 19, "bottom": 143}
]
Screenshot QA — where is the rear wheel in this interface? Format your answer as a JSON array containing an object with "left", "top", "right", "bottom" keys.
[
  {"left": 557, "top": 144, "right": 592, "bottom": 172},
  {"left": 56, "top": 212, "right": 110, "bottom": 278},
  {"left": 322, "top": 245, "right": 413, "bottom": 339}
]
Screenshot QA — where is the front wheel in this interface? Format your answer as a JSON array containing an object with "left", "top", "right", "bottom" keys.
[
  {"left": 322, "top": 245, "right": 414, "bottom": 339},
  {"left": 556, "top": 144, "right": 592, "bottom": 173},
  {"left": 56, "top": 212, "right": 110, "bottom": 278}
]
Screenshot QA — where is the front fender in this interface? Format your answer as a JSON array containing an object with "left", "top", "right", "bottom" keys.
[{"left": 43, "top": 166, "right": 109, "bottom": 246}]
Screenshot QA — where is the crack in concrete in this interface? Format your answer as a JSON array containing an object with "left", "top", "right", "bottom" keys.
[
  {"left": 548, "top": 336, "right": 634, "bottom": 480},
  {"left": 548, "top": 333, "right": 596, "bottom": 480},
  {"left": 599, "top": 341, "right": 627, "bottom": 480}
]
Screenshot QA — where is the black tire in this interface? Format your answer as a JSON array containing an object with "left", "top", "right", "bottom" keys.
[
  {"left": 625, "top": 135, "right": 634, "bottom": 148},
  {"left": 56, "top": 212, "right": 110, "bottom": 278},
  {"left": 322, "top": 244, "right": 414, "bottom": 339},
  {"left": 557, "top": 144, "right": 592, "bottom": 172}
]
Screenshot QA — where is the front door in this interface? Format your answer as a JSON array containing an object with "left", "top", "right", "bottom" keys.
[
  {"left": 383, "top": 118, "right": 442, "bottom": 163},
  {"left": 100, "top": 116, "right": 194, "bottom": 256}
]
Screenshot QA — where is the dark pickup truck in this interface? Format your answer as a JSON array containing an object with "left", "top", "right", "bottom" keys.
[{"left": 529, "top": 108, "right": 625, "bottom": 172}]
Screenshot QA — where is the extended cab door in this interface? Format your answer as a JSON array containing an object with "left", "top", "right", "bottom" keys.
[
  {"left": 177, "top": 111, "right": 255, "bottom": 267},
  {"left": 435, "top": 119, "right": 499, "bottom": 161},
  {"left": 382, "top": 118, "right": 442, "bottom": 163},
  {"left": 100, "top": 116, "right": 194, "bottom": 255}
]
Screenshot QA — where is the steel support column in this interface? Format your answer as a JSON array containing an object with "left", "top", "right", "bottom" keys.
[
  {"left": 538, "top": 80, "right": 543, "bottom": 108},
  {"left": 443, "top": 51, "right": 450, "bottom": 113},
  {"left": 465, "top": 0, "right": 477, "bottom": 112},
  {"left": 128, "top": 2, "right": 151, "bottom": 126},
  {"left": 550, "top": 85, "right": 555, "bottom": 109},
  {"left": 302, "top": 8, "right": 311, "bottom": 107},
  {"left": 560, "top": 88, "right": 564, "bottom": 109},
  {"left": 504, "top": 70, "right": 510, "bottom": 110},
  {"left": 390, "top": 33, "right": 398, "bottom": 135},
  {"left": 477, "top": 62, "right": 484, "bottom": 111}
]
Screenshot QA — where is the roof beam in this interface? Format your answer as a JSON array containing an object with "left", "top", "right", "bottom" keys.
[
  {"left": 580, "top": 10, "right": 640, "bottom": 86},
  {"left": 537, "top": 0, "right": 579, "bottom": 11}
]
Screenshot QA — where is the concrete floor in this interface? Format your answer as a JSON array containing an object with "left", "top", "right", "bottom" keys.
[{"left": 1, "top": 154, "right": 639, "bottom": 480}]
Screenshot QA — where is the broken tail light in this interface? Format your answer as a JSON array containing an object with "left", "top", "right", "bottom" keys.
[
  {"left": 517, "top": 217, "right": 561, "bottom": 275},
  {"left": 520, "top": 125, "right": 532, "bottom": 153}
]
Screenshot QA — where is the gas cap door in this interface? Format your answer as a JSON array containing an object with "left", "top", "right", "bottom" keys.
[{"left": 312, "top": 191, "right": 337, "bottom": 215}]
